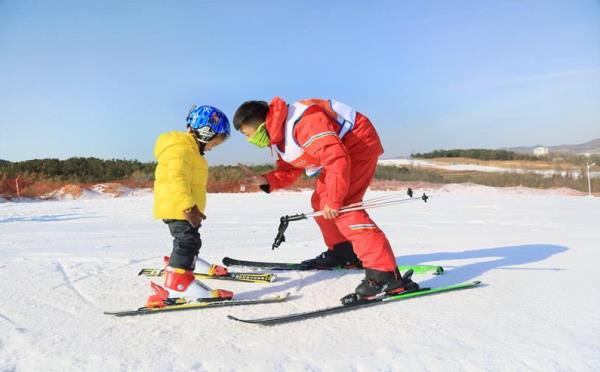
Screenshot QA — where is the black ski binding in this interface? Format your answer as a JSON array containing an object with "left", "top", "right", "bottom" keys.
[{"left": 340, "top": 293, "right": 360, "bottom": 305}]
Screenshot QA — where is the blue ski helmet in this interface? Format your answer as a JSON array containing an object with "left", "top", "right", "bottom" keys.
[{"left": 186, "top": 105, "right": 231, "bottom": 143}]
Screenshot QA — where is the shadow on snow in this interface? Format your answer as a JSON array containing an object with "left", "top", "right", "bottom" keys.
[
  {"left": 237, "top": 244, "right": 568, "bottom": 300},
  {"left": 396, "top": 243, "right": 568, "bottom": 288},
  {"left": 0, "top": 213, "right": 99, "bottom": 223}
]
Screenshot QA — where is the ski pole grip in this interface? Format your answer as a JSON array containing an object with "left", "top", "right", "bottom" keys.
[{"left": 286, "top": 213, "right": 307, "bottom": 222}]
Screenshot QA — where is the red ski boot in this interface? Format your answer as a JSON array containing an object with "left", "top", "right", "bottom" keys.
[
  {"left": 146, "top": 266, "right": 233, "bottom": 308},
  {"left": 162, "top": 256, "right": 229, "bottom": 276}
]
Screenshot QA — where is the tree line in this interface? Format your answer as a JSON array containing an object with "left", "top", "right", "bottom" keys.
[
  {"left": 411, "top": 149, "right": 539, "bottom": 161},
  {"left": 0, "top": 157, "right": 156, "bottom": 183},
  {"left": 0, "top": 158, "right": 279, "bottom": 184}
]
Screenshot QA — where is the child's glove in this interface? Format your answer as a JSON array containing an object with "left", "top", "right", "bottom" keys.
[{"left": 183, "top": 205, "right": 206, "bottom": 228}]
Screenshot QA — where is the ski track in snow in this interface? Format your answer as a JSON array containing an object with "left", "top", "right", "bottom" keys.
[
  {"left": 0, "top": 313, "right": 29, "bottom": 334},
  {"left": 0, "top": 188, "right": 599, "bottom": 371},
  {"left": 52, "top": 261, "right": 99, "bottom": 308}
]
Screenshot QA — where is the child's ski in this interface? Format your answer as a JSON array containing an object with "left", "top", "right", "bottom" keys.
[
  {"left": 138, "top": 268, "right": 275, "bottom": 283},
  {"left": 222, "top": 257, "right": 444, "bottom": 275},
  {"left": 104, "top": 292, "right": 290, "bottom": 317},
  {"left": 227, "top": 281, "right": 481, "bottom": 325}
]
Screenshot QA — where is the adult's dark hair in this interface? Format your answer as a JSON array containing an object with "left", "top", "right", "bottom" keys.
[{"left": 233, "top": 100, "right": 269, "bottom": 130}]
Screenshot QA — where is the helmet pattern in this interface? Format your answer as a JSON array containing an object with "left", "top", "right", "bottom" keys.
[{"left": 186, "top": 105, "right": 230, "bottom": 143}]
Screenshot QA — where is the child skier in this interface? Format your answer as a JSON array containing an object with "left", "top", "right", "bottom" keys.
[
  {"left": 233, "top": 98, "right": 418, "bottom": 298},
  {"left": 147, "top": 105, "right": 233, "bottom": 308}
]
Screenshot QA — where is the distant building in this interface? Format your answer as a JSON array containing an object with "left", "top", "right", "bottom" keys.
[{"left": 533, "top": 146, "right": 549, "bottom": 157}]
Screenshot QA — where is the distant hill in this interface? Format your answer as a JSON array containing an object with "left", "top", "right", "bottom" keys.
[{"left": 506, "top": 138, "right": 600, "bottom": 155}]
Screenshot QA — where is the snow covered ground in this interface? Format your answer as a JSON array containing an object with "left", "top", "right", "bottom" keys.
[{"left": 1, "top": 187, "right": 599, "bottom": 371}]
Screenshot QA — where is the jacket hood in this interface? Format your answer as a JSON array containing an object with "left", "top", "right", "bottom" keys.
[
  {"left": 154, "top": 131, "right": 199, "bottom": 159},
  {"left": 265, "top": 97, "right": 288, "bottom": 146}
]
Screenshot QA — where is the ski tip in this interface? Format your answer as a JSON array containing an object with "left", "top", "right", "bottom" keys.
[
  {"left": 103, "top": 310, "right": 134, "bottom": 317},
  {"left": 448, "top": 280, "right": 482, "bottom": 287},
  {"left": 226, "top": 314, "right": 268, "bottom": 325},
  {"left": 271, "top": 292, "right": 291, "bottom": 300},
  {"left": 459, "top": 280, "right": 482, "bottom": 288},
  {"left": 222, "top": 257, "right": 232, "bottom": 266},
  {"left": 255, "top": 292, "right": 291, "bottom": 302}
]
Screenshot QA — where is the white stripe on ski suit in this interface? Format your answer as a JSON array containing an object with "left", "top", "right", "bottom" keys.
[{"left": 272, "top": 100, "right": 357, "bottom": 177}]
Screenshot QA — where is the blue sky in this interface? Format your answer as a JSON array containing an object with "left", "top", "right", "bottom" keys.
[{"left": 1, "top": 0, "right": 599, "bottom": 164}]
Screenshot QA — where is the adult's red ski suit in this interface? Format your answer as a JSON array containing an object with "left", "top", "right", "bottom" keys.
[{"left": 262, "top": 97, "right": 397, "bottom": 272}]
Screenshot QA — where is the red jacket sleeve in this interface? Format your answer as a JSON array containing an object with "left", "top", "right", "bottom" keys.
[
  {"left": 263, "top": 158, "right": 304, "bottom": 191},
  {"left": 295, "top": 109, "right": 350, "bottom": 209}
]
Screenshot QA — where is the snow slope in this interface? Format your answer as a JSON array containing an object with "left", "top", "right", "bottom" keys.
[
  {"left": 379, "top": 158, "right": 600, "bottom": 179},
  {"left": 1, "top": 187, "right": 599, "bottom": 371}
]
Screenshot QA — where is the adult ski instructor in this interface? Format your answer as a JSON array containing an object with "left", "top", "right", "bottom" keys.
[{"left": 233, "top": 97, "right": 418, "bottom": 298}]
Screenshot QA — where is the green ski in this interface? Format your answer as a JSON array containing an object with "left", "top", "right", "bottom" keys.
[{"left": 227, "top": 281, "right": 481, "bottom": 325}]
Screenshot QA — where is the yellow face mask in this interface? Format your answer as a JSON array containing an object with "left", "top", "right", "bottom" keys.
[{"left": 246, "top": 122, "right": 270, "bottom": 148}]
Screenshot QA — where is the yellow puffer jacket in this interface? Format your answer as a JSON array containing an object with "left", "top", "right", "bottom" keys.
[{"left": 153, "top": 131, "right": 208, "bottom": 220}]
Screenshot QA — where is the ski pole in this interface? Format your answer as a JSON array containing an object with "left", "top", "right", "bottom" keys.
[
  {"left": 272, "top": 189, "right": 429, "bottom": 249},
  {"left": 340, "top": 187, "right": 415, "bottom": 210},
  {"left": 304, "top": 188, "right": 424, "bottom": 217},
  {"left": 307, "top": 193, "right": 428, "bottom": 218}
]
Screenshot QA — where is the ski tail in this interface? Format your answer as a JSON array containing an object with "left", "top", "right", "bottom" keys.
[{"left": 398, "top": 265, "right": 443, "bottom": 275}]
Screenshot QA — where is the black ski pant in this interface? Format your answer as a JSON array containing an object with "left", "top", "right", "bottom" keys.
[{"left": 163, "top": 219, "right": 201, "bottom": 271}]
